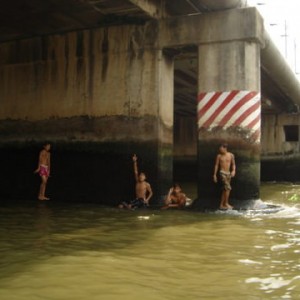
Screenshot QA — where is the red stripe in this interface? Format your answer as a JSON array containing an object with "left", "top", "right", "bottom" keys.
[
  {"left": 201, "top": 90, "right": 240, "bottom": 128},
  {"left": 245, "top": 114, "right": 260, "bottom": 130},
  {"left": 197, "top": 92, "right": 222, "bottom": 120},
  {"left": 197, "top": 92, "right": 207, "bottom": 104},
  {"left": 218, "top": 91, "right": 258, "bottom": 127},
  {"left": 232, "top": 100, "right": 260, "bottom": 127}
]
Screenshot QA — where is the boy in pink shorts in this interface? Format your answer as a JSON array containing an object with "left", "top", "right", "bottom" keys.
[{"left": 34, "top": 143, "right": 51, "bottom": 200}]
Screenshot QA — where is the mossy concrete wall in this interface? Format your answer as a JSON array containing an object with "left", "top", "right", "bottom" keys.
[
  {"left": 261, "top": 113, "right": 300, "bottom": 182},
  {"left": 173, "top": 112, "right": 300, "bottom": 186},
  {"left": 0, "top": 24, "right": 174, "bottom": 204},
  {"left": 261, "top": 113, "right": 300, "bottom": 156}
]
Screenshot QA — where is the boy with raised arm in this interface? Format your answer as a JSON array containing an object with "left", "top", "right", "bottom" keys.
[
  {"left": 119, "top": 154, "right": 153, "bottom": 209},
  {"left": 213, "top": 143, "right": 236, "bottom": 209}
]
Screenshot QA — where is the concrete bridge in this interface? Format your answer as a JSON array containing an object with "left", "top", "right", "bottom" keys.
[{"left": 1, "top": 0, "right": 300, "bottom": 207}]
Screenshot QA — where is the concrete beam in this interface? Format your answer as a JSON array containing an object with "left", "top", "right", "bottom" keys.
[
  {"left": 261, "top": 31, "right": 300, "bottom": 112},
  {"left": 159, "top": 7, "right": 264, "bottom": 48},
  {"left": 196, "top": 0, "right": 247, "bottom": 11},
  {"left": 128, "top": 0, "right": 163, "bottom": 18}
]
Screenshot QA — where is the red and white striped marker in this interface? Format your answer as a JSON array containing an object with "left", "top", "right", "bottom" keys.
[{"left": 197, "top": 90, "right": 261, "bottom": 143}]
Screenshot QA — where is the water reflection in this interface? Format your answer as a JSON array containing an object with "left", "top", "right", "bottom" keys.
[
  {"left": 0, "top": 183, "right": 299, "bottom": 299},
  {"left": 34, "top": 202, "right": 53, "bottom": 249}
]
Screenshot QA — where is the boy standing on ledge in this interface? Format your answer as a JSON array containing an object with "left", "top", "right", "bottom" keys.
[
  {"left": 34, "top": 143, "right": 51, "bottom": 201},
  {"left": 213, "top": 143, "right": 236, "bottom": 209}
]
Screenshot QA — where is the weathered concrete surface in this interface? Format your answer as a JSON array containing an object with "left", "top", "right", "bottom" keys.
[
  {"left": 261, "top": 32, "right": 300, "bottom": 112},
  {"left": 174, "top": 112, "right": 300, "bottom": 184},
  {"left": 173, "top": 116, "right": 197, "bottom": 158},
  {"left": 196, "top": 0, "right": 247, "bottom": 11},
  {"left": 174, "top": 114, "right": 300, "bottom": 159},
  {"left": 0, "top": 25, "right": 161, "bottom": 121},
  {"left": 198, "top": 41, "right": 261, "bottom": 91},
  {"left": 261, "top": 113, "right": 300, "bottom": 182},
  {"left": 261, "top": 114, "right": 300, "bottom": 156},
  {"left": 0, "top": 139, "right": 172, "bottom": 204},
  {"left": 195, "top": 10, "right": 262, "bottom": 208},
  {"left": 159, "top": 7, "right": 300, "bottom": 117},
  {"left": 1, "top": 4, "right": 300, "bottom": 206},
  {"left": 0, "top": 23, "right": 173, "bottom": 204},
  {"left": 159, "top": 7, "right": 264, "bottom": 49}
]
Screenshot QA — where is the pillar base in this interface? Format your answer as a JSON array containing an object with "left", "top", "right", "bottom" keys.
[{"left": 191, "top": 198, "right": 283, "bottom": 214}]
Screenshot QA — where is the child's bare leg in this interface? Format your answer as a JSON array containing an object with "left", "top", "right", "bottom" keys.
[
  {"left": 178, "top": 197, "right": 186, "bottom": 208},
  {"left": 219, "top": 191, "right": 227, "bottom": 209},
  {"left": 38, "top": 176, "right": 49, "bottom": 200},
  {"left": 161, "top": 205, "right": 169, "bottom": 210},
  {"left": 224, "top": 190, "right": 233, "bottom": 208},
  {"left": 38, "top": 182, "right": 45, "bottom": 200}
]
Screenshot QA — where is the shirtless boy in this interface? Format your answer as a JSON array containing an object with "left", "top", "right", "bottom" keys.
[
  {"left": 213, "top": 143, "right": 236, "bottom": 209},
  {"left": 119, "top": 154, "right": 153, "bottom": 209},
  {"left": 161, "top": 184, "right": 187, "bottom": 209},
  {"left": 34, "top": 143, "right": 51, "bottom": 201}
]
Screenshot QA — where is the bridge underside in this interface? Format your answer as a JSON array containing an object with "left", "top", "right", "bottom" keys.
[
  {"left": 0, "top": 0, "right": 294, "bottom": 116},
  {"left": 0, "top": 0, "right": 248, "bottom": 43}
]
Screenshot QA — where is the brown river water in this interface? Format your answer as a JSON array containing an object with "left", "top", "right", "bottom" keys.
[{"left": 0, "top": 182, "right": 300, "bottom": 300}]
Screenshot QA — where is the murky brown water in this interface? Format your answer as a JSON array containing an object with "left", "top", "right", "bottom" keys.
[{"left": 0, "top": 182, "right": 300, "bottom": 300}]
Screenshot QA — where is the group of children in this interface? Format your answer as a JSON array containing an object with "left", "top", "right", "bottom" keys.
[
  {"left": 34, "top": 142, "right": 236, "bottom": 210},
  {"left": 118, "top": 154, "right": 190, "bottom": 210},
  {"left": 119, "top": 143, "right": 236, "bottom": 210}
]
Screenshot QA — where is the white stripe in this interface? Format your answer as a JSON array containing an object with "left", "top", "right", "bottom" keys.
[
  {"left": 198, "top": 92, "right": 230, "bottom": 127},
  {"left": 197, "top": 91, "right": 261, "bottom": 130},
  {"left": 252, "top": 120, "right": 261, "bottom": 132},
  {"left": 198, "top": 92, "right": 216, "bottom": 110},
  {"left": 240, "top": 106, "right": 261, "bottom": 128},
  {"left": 223, "top": 94, "right": 260, "bottom": 129},
  {"left": 212, "top": 91, "right": 250, "bottom": 126}
]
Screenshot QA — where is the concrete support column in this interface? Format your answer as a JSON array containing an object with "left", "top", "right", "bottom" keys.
[
  {"left": 197, "top": 40, "right": 261, "bottom": 209},
  {"left": 131, "top": 49, "right": 174, "bottom": 204},
  {"left": 156, "top": 53, "right": 174, "bottom": 201}
]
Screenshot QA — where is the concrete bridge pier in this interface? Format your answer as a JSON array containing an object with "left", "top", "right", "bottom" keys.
[
  {"left": 0, "top": 26, "right": 174, "bottom": 205},
  {"left": 128, "top": 49, "right": 174, "bottom": 205},
  {"left": 196, "top": 38, "right": 262, "bottom": 209},
  {"left": 158, "top": 7, "right": 265, "bottom": 209}
]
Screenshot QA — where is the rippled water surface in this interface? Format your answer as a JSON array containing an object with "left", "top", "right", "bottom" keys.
[{"left": 1, "top": 182, "right": 300, "bottom": 300}]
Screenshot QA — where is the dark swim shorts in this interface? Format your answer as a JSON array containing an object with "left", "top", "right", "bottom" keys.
[
  {"left": 121, "top": 198, "right": 146, "bottom": 209},
  {"left": 131, "top": 198, "right": 146, "bottom": 208}
]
